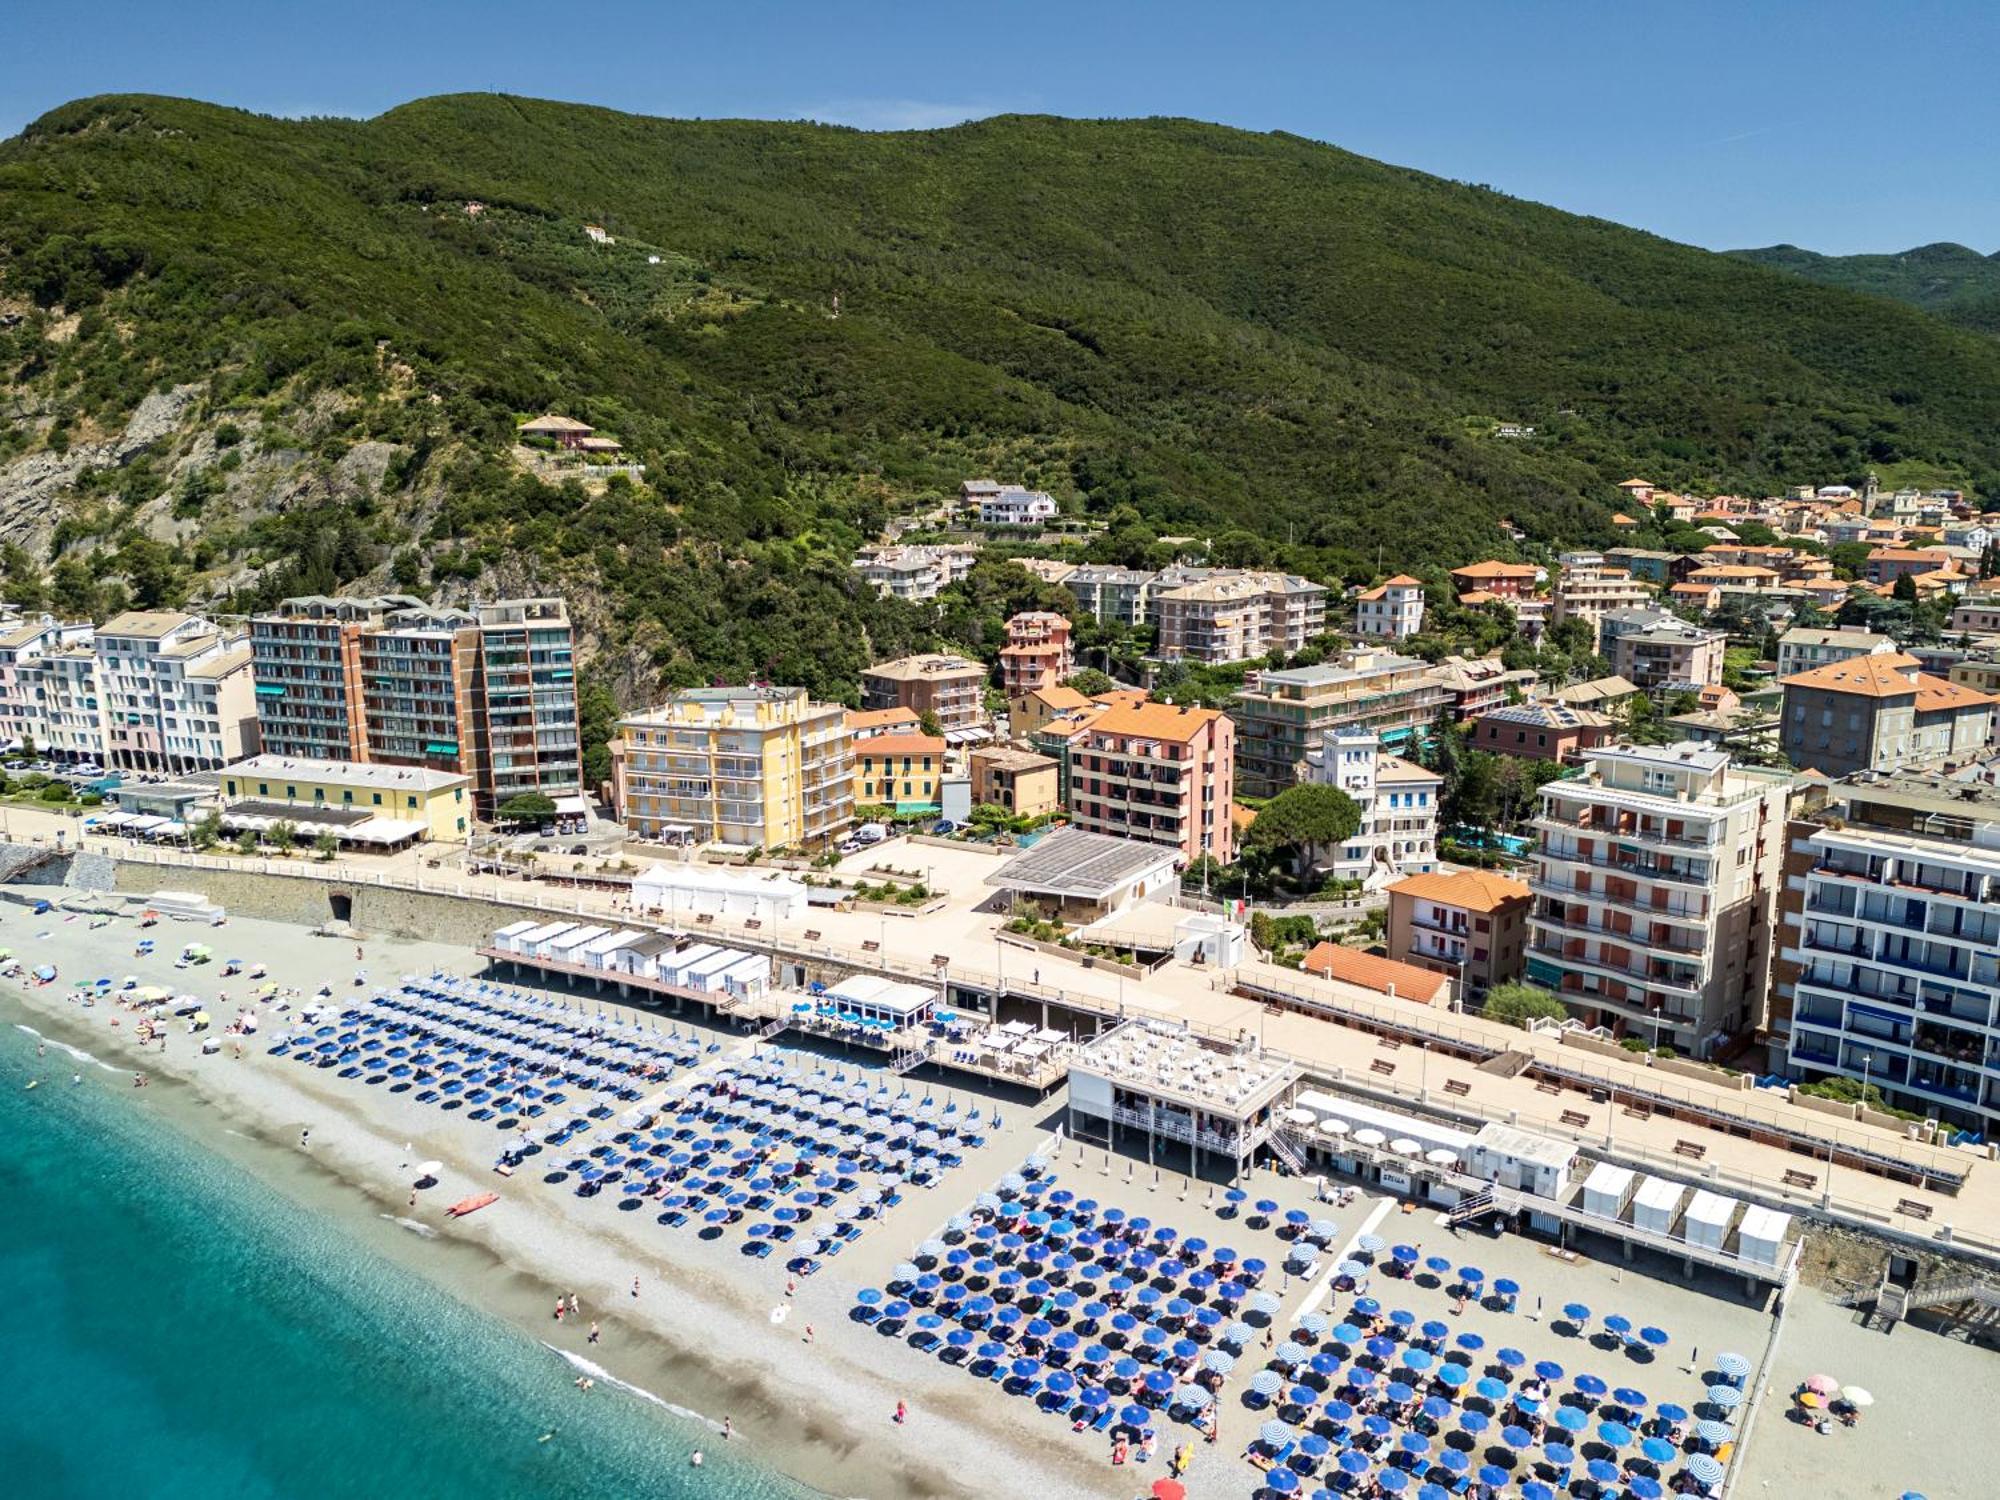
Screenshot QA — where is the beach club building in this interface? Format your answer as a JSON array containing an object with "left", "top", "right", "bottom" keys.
[{"left": 218, "top": 754, "right": 472, "bottom": 844}]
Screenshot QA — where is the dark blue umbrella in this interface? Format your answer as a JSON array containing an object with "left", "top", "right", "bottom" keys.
[
  {"left": 1362, "top": 1415, "right": 1392, "bottom": 1438},
  {"left": 1494, "top": 1278, "right": 1520, "bottom": 1297},
  {"left": 946, "top": 1328, "right": 975, "bottom": 1346},
  {"left": 1478, "top": 1466, "right": 1510, "bottom": 1489},
  {"left": 1045, "top": 1369, "right": 1076, "bottom": 1394},
  {"left": 1439, "top": 1448, "right": 1469, "bottom": 1473},
  {"left": 1458, "top": 1410, "right": 1490, "bottom": 1434},
  {"left": 1455, "top": 1332, "right": 1485, "bottom": 1352},
  {"left": 1265, "top": 1469, "right": 1300, "bottom": 1495},
  {"left": 1656, "top": 1402, "right": 1690, "bottom": 1423},
  {"left": 1338, "top": 1450, "right": 1371, "bottom": 1475},
  {"left": 1424, "top": 1255, "right": 1452, "bottom": 1273},
  {"left": 1543, "top": 1442, "right": 1575, "bottom": 1467},
  {"left": 1375, "top": 1467, "right": 1407, "bottom": 1494},
  {"left": 1640, "top": 1325, "right": 1670, "bottom": 1347},
  {"left": 1604, "top": 1314, "right": 1633, "bottom": 1336},
  {"left": 1421, "top": 1319, "right": 1450, "bottom": 1341},
  {"left": 1080, "top": 1386, "right": 1109, "bottom": 1407},
  {"left": 1421, "top": 1395, "right": 1452, "bottom": 1421},
  {"left": 1535, "top": 1360, "right": 1564, "bottom": 1382},
  {"left": 1521, "top": 1485, "right": 1555, "bottom": 1500},
  {"left": 1392, "top": 1244, "right": 1420, "bottom": 1264},
  {"left": 1457, "top": 1266, "right": 1484, "bottom": 1285},
  {"left": 1629, "top": 1478, "right": 1665, "bottom": 1500},
  {"left": 1388, "top": 1309, "right": 1416, "bottom": 1329},
  {"left": 1615, "top": 1387, "right": 1649, "bottom": 1410},
  {"left": 1386, "top": 1381, "right": 1415, "bottom": 1403},
  {"left": 1587, "top": 1459, "right": 1621, "bottom": 1484},
  {"left": 1399, "top": 1431, "right": 1429, "bottom": 1455},
  {"left": 1502, "top": 1424, "right": 1533, "bottom": 1448},
  {"left": 1575, "top": 1373, "right": 1608, "bottom": 1397},
  {"left": 1311, "top": 1352, "right": 1342, "bottom": 1377},
  {"left": 1144, "top": 1369, "right": 1175, "bottom": 1394},
  {"left": 1120, "top": 1404, "right": 1149, "bottom": 1428},
  {"left": 1011, "top": 1356, "right": 1041, "bottom": 1379},
  {"left": 1562, "top": 1302, "right": 1590, "bottom": 1324},
  {"left": 1324, "top": 1398, "right": 1355, "bottom": 1423},
  {"left": 1497, "top": 1346, "right": 1527, "bottom": 1367}
]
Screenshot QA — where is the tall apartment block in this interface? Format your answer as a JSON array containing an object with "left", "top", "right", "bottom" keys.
[
  {"left": 998, "top": 612, "right": 1075, "bottom": 702},
  {"left": 0, "top": 615, "right": 94, "bottom": 753},
  {"left": 1525, "top": 742, "right": 1792, "bottom": 1054},
  {"left": 249, "top": 594, "right": 580, "bottom": 818},
  {"left": 611, "top": 685, "right": 853, "bottom": 849},
  {"left": 1068, "top": 700, "right": 1235, "bottom": 865},
  {"left": 1779, "top": 771, "right": 2000, "bottom": 1134}
]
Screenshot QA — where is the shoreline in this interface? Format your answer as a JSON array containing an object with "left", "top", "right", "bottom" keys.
[{"left": 1, "top": 929, "right": 1135, "bottom": 1500}]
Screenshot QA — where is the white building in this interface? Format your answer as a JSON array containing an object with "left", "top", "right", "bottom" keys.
[
  {"left": 629, "top": 863, "right": 809, "bottom": 924},
  {"left": 850, "top": 544, "right": 979, "bottom": 601},
  {"left": 1301, "top": 730, "right": 1442, "bottom": 886},
  {"left": 1527, "top": 742, "right": 1792, "bottom": 1052},
  {"left": 979, "top": 486, "right": 1059, "bottom": 527},
  {"left": 0, "top": 616, "right": 92, "bottom": 753},
  {"left": 1354, "top": 575, "right": 1426, "bottom": 639},
  {"left": 98, "top": 612, "right": 260, "bottom": 774},
  {"left": 37, "top": 647, "right": 107, "bottom": 763},
  {"left": 1774, "top": 626, "right": 1896, "bottom": 682}
]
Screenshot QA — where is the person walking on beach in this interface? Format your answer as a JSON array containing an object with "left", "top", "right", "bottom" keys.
[
  {"left": 588, "top": 1321, "right": 600, "bottom": 1345},
  {"left": 893, "top": 1400, "right": 906, "bottom": 1426},
  {"left": 568, "top": 1292, "right": 580, "bottom": 1316},
  {"left": 300, "top": 1128, "right": 310, "bottom": 1148},
  {"left": 632, "top": 1276, "right": 641, "bottom": 1299},
  {"left": 722, "top": 1416, "right": 732, "bottom": 1440},
  {"left": 803, "top": 1324, "right": 815, "bottom": 1344},
  {"left": 555, "top": 1299, "right": 567, "bottom": 1322},
  {"left": 785, "top": 1273, "right": 797, "bottom": 1297}
]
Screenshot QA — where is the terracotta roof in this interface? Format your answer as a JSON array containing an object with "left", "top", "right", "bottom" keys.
[
  {"left": 1301, "top": 943, "right": 1450, "bottom": 1004},
  {"left": 518, "top": 414, "right": 594, "bottom": 434},
  {"left": 1687, "top": 565, "right": 1779, "bottom": 580},
  {"left": 855, "top": 732, "right": 948, "bottom": 757},
  {"left": 1617, "top": 478, "right": 1656, "bottom": 489},
  {"left": 1385, "top": 869, "right": 1530, "bottom": 914},
  {"left": 1086, "top": 700, "right": 1227, "bottom": 743},
  {"left": 1868, "top": 547, "right": 1955, "bottom": 563},
  {"left": 1915, "top": 676, "right": 1996, "bottom": 712},
  {"left": 847, "top": 706, "right": 920, "bottom": 733},
  {"left": 1451, "top": 560, "right": 1539, "bottom": 580},
  {"left": 1456, "top": 589, "right": 1503, "bottom": 607},
  {"left": 1610, "top": 513, "right": 1638, "bottom": 525},
  {"left": 1780, "top": 653, "right": 1921, "bottom": 697}
]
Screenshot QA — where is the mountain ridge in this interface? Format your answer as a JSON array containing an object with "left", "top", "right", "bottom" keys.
[
  {"left": 3, "top": 91, "right": 1999, "bottom": 718},
  {"left": 1731, "top": 241, "right": 2000, "bottom": 336}
]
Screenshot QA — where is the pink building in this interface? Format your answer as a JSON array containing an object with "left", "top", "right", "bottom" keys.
[
  {"left": 1069, "top": 700, "right": 1235, "bottom": 865},
  {"left": 999, "top": 611, "right": 1075, "bottom": 702},
  {"left": 0, "top": 615, "right": 92, "bottom": 753}
]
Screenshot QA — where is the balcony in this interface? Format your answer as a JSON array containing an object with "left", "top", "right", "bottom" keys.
[
  {"left": 1534, "top": 878, "right": 1709, "bottom": 929},
  {"left": 1525, "top": 932, "right": 1703, "bottom": 998},
  {"left": 1534, "top": 843, "right": 1709, "bottom": 889},
  {"left": 1530, "top": 904, "right": 1704, "bottom": 955}
]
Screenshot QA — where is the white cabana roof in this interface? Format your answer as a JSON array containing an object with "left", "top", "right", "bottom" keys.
[{"left": 824, "top": 973, "right": 937, "bottom": 1016}]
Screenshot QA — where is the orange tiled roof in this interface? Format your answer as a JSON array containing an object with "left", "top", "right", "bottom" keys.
[
  {"left": 1780, "top": 653, "right": 1921, "bottom": 696},
  {"left": 1301, "top": 943, "right": 1451, "bottom": 1003},
  {"left": 1452, "top": 560, "right": 1539, "bottom": 580},
  {"left": 847, "top": 706, "right": 920, "bottom": 733},
  {"left": 856, "top": 732, "right": 948, "bottom": 757},
  {"left": 1086, "top": 700, "right": 1227, "bottom": 743},
  {"left": 1915, "top": 676, "right": 1996, "bottom": 712},
  {"left": 1385, "top": 869, "right": 1531, "bottom": 914}
]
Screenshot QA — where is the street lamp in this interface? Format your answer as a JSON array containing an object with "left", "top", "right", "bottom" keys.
[{"left": 1857, "top": 1048, "right": 1874, "bottom": 1109}]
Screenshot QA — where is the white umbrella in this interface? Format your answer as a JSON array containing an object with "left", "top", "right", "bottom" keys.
[
  {"left": 1839, "top": 1386, "right": 1874, "bottom": 1407},
  {"left": 414, "top": 1160, "right": 444, "bottom": 1180}
]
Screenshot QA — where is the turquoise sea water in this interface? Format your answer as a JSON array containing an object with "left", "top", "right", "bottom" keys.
[{"left": 0, "top": 1018, "right": 807, "bottom": 1500}]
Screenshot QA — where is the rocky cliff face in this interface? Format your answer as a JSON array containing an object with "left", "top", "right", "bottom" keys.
[{"left": 0, "top": 382, "right": 201, "bottom": 550}]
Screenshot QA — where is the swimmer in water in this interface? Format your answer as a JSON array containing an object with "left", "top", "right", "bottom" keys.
[{"left": 689, "top": 1451, "right": 703, "bottom": 1467}]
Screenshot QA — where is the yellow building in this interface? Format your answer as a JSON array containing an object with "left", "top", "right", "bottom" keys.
[
  {"left": 969, "top": 745, "right": 1061, "bottom": 819},
  {"left": 219, "top": 754, "right": 472, "bottom": 843},
  {"left": 854, "top": 731, "right": 947, "bottom": 813},
  {"left": 612, "top": 686, "right": 853, "bottom": 849}
]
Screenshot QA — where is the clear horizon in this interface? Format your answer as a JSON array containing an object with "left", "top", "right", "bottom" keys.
[{"left": 4, "top": 0, "right": 1996, "bottom": 258}]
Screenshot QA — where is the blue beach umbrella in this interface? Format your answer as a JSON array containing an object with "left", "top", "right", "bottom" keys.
[
  {"left": 1475, "top": 1377, "right": 1508, "bottom": 1402},
  {"left": 1439, "top": 1448, "right": 1469, "bottom": 1473},
  {"left": 1614, "top": 1387, "right": 1649, "bottom": 1410},
  {"left": 1332, "top": 1322, "right": 1363, "bottom": 1345},
  {"left": 1386, "top": 1381, "right": 1415, "bottom": 1404},
  {"left": 1421, "top": 1319, "right": 1449, "bottom": 1341},
  {"left": 1640, "top": 1325, "right": 1670, "bottom": 1347},
  {"left": 1435, "top": 1363, "right": 1469, "bottom": 1387},
  {"left": 1421, "top": 1395, "right": 1452, "bottom": 1421},
  {"left": 1339, "top": 1450, "right": 1371, "bottom": 1475},
  {"left": 1494, "top": 1278, "right": 1520, "bottom": 1297},
  {"left": 1324, "top": 1398, "right": 1355, "bottom": 1424},
  {"left": 1543, "top": 1442, "right": 1575, "bottom": 1467},
  {"left": 1521, "top": 1485, "right": 1555, "bottom": 1500},
  {"left": 1458, "top": 1409, "right": 1490, "bottom": 1435},
  {"left": 1575, "top": 1373, "right": 1608, "bottom": 1398},
  {"left": 1502, "top": 1424, "right": 1533, "bottom": 1448},
  {"left": 1478, "top": 1466, "right": 1510, "bottom": 1489},
  {"left": 1599, "top": 1421, "right": 1633, "bottom": 1448},
  {"left": 1497, "top": 1346, "right": 1527, "bottom": 1367},
  {"left": 1392, "top": 1244, "right": 1420, "bottom": 1264},
  {"left": 1587, "top": 1459, "right": 1621, "bottom": 1484},
  {"left": 1534, "top": 1360, "right": 1564, "bottom": 1382},
  {"left": 1375, "top": 1468, "right": 1408, "bottom": 1494},
  {"left": 1714, "top": 1352, "right": 1751, "bottom": 1380},
  {"left": 1399, "top": 1431, "right": 1429, "bottom": 1455},
  {"left": 1641, "top": 1437, "right": 1677, "bottom": 1463},
  {"left": 1657, "top": 1402, "right": 1690, "bottom": 1424},
  {"left": 1424, "top": 1256, "right": 1452, "bottom": 1274},
  {"left": 1403, "top": 1348, "right": 1434, "bottom": 1371},
  {"left": 1706, "top": 1383, "right": 1743, "bottom": 1411},
  {"left": 1266, "top": 1470, "right": 1300, "bottom": 1495},
  {"left": 1362, "top": 1415, "right": 1392, "bottom": 1438},
  {"left": 1629, "top": 1478, "right": 1665, "bottom": 1500},
  {"left": 1604, "top": 1314, "right": 1633, "bottom": 1336},
  {"left": 1562, "top": 1303, "right": 1591, "bottom": 1324},
  {"left": 1554, "top": 1405, "right": 1588, "bottom": 1433},
  {"left": 1455, "top": 1332, "right": 1485, "bottom": 1352}
]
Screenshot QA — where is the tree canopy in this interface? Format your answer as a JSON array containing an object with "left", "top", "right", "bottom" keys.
[
  {"left": 1244, "top": 784, "right": 1363, "bottom": 873},
  {"left": 1482, "top": 981, "right": 1570, "bottom": 1029}
]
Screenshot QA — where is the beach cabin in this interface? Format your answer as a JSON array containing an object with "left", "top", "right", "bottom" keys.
[
  {"left": 658, "top": 942, "right": 722, "bottom": 988},
  {"left": 580, "top": 929, "right": 646, "bottom": 970},
  {"left": 1580, "top": 1161, "right": 1637, "bottom": 1222},
  {"left": 492, "top": 920, "right": 539, "bottom": 954},
  {"left": 681, "top": 946, "right": 746, "bottom": 995},
  {"left": 1736, "top": 1204, "right": 1791, "bottom": 1268},
  {"left": 821, "top": 973, "right": 937, "bottom": 1031},
  {"left": 1290, "top": 1088, "right": 1477, "bottom": 1201},
  {"left": 1630, "top": 1175, "right": 1685, "bottom": 1236},
  {"left": 543, "top": 925, "right": 609, "bottom": 965},
  {"left": 719, "top": 953, "right": 771, "bottom": 1003},
  {"left": 1464, "top": 1122, "right": 1575, "bottom": 1199},
  {"left": 1683, "top": 1189, "right": 1738, "bottom": 1251},
  {"left": 630, "top": 863, "right": 808, "bottom": 923},
  {"left": 613, "top": 933, "right": 676, "bottom": 979},
  {"left": 519, "top": 922, "right": 579, "bottom": 959}
]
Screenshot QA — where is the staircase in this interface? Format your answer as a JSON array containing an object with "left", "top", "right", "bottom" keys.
[
  {"left": 890, "top": 1044, "right": 931, "bottom": 1076},
  {"left": 1268, "top": 1129, "right": 1310, "bottom": 1177},
  {"left": 1448, "top": 1186, "right": 1499, "bottom": 1226},
  {"left": 1477, "top": 1049, "right": 1536, "bottom": 1079},
  {"left": 755, "top": 1016, "right": 789, "bottom": 1040},
  {"left": 1901, "top": 1273, "right": 2000, "bottom": 1315}
]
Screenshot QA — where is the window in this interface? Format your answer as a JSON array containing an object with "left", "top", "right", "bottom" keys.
[{"left": 372, "top": 792, "right": 383, "bottom": 806}]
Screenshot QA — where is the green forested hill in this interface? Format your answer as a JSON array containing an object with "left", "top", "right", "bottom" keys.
[
  {"left": 1732, "top": 242, "right": 2000, "bottom": 337},
  {"left": 4, "top": 92, "right": 2000, "bottom": 710}
]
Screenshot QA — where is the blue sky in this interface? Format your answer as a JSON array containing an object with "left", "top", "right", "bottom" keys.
[{"left": 6, "top": 0, "right": 1993, "bottom": 255}]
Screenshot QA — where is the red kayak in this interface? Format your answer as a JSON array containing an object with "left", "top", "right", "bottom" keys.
[{"left": 446, "top": 1191, "right": 499, "bottom": 1218}]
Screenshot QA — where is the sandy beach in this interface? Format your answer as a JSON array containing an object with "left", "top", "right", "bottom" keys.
[{"left": 11, "top": 885, "right": 1987, "bottom": 1500}]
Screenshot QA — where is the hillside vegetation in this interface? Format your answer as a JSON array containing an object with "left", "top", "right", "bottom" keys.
[
  {"left": 4, "top": 92, "right": 2000, "bottom": 712},
  {"left": 1733, "top": 242, "right": 2000, "bottom": 337}
]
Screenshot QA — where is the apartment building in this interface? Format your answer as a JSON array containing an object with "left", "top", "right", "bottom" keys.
[
  {"left": 1068, "top": 700, "right": 1235, "bottom": 865},
  {"left": 1385, "top": 869, "right": 1532, "bottom": 1000},
  {"left": 1525, "top": 742, "right": 1792, "bottom": 1051},
  {"left": 854, "top": 731, "right": 947, "bottom": 814},
  {"left": 246, "top": 594, "right": 578, "bottom": 818},
  {"left": 1062, "top": 566, "right": 1155, "bottom": 628},
  {"left": 1774, "top": 626, "right": 1896, "bottom": 681},
  {"left": 1550, "top": 563, "right": 1654, "bottom": 648},
  {"left": 472, "top": 599, "right": 582, "bottom": 815},
  {"left": 1152, "top": 570, "right": 1328, "bottom": 664},
  {"left": 998, "top": 612, "right": 1074, "bottom": 702},
  {"left": 861, "top": 654, "right": 989, "bottom": 741},
  {"left": 98, "top": 612, "right": 259, "bottom": 774},
  {"left": 850, "top": 544, "right": 978, "bottom": 601},
  {"left": 1428, "top": 654, "right": 1537, "bottom": 720},
  {"left": 1230, "top": 650, "right": 1446, "bottom": 797},
  {"left": 1300, "top": 730, "right": 1442, "bottom": 884},
  {"left": 1603, "top": 549, "right": 1684, "bottom": 586},
  {"left": 1780, "top": 653, "right": 1996, "bottom": 778},
  {"left": 1600, "top": 609, "right": 1726, "bottom": 691},
  {"left": 1866, "top": 547, "right": 1959, "bottom": 587},
  {"left": 248, "top": 594, "right": 422, "bottom": 761},
  {"left": 1780, "top": 771, "right": 2000, "bottom": 1133},
  {"left": 37, "top": 647, "right": 106, "bottom": 762},
  {"left": 0, "top": 616, "right": 93, "bottom": 752},
  {"left": 968, "top": 745, "right": 1061, "bottom": 820},
  {"left": 1949, "top": 595, "right": 2000, "bottom": 637},
  {"left": 612, "top": 685, "right": 853, "bottom": 848},
  {"left": 1353, "top": 575, "right": 1426, "bottom": 639}
]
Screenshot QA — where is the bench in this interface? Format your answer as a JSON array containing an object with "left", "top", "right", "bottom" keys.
[
  {"left": 1782, "top": 1169, "right": 1818, "bottom": 1190},
  {"left": 1673, "top": 1139, "right": 1706, "bottom": 1161},
  {"left": 1370, "top": 1059, "right": 1397, "bottom": 1077},
  {"left": 1897, "top": 1198, "right": 1933, "bottom": 1222},
  {"left": 803, "top": 929, "right": 821, "bottom": 942},
  {"left": 1535, "top": 1081, "right": 1563, "bottom": 1097},
  {"left": 1377, "top": 1036, "right": 1402, "bottom": 1051},
  {"left": 1443, "top": 1079, "right": 1472, "bottom": 1098},
  {"left": 862, "top": 940, "right": 880, "bottom": 953},
  {"left": 695, "top": 913, "right": 713, "bottom": 925},
  {"left": 744, "top": 919, "right": 761, "bottom": 930},
  {"left": 1622, "top": 1103, "right": 1653, "bottom": 1121},
  {"left": 1560, "top": 1109, "right": 1592, "bottom": 1129}
]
